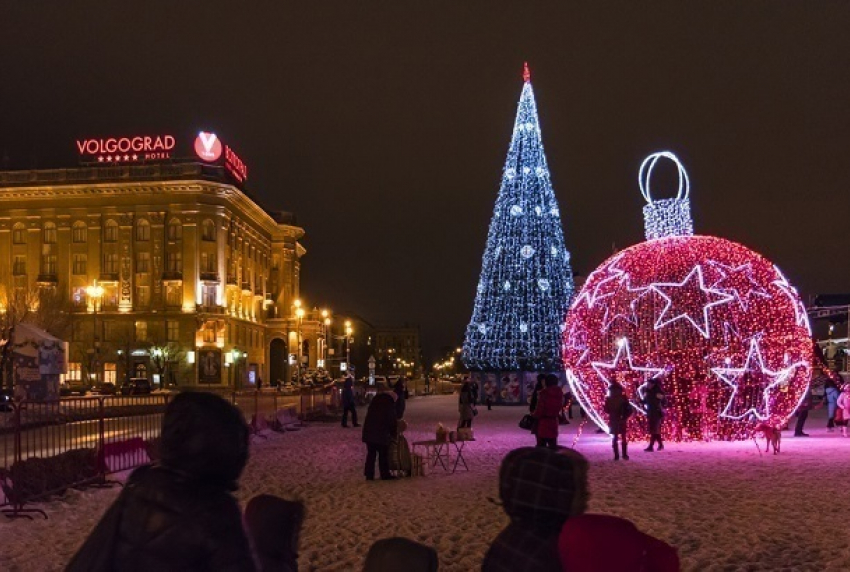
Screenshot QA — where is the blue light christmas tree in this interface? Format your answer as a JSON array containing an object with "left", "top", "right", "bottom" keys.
[{"left": 462, "top": 64, "right": 575, "bottom": 372}]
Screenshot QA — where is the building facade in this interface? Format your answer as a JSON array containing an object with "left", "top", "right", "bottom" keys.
[
  {"left": 374, "top": 326, "right": 422, "bottom": 377},
  {"left": 0, "top": 162, "right": 306, "bottom": 389}
]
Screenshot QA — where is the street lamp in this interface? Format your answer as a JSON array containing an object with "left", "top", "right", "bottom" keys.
[
  {"left": 345, "top": 320, "right": 353, "bottom": 375},
  {"left": 295, "top": 305, "right": 305, "bottom": 383},
  {"left": 322, "top": 311, "right": 331, "bottom": 368},
  {"left": 85, "top": 280, "right": 105, "bottom": 385}
]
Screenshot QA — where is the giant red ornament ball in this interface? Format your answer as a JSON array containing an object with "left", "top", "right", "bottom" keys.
[{"left": 564, "top": 152, "right": 812, "bottom": 442}]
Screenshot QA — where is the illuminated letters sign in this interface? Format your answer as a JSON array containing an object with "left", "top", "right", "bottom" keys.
[
  {"left": 224, "top": 145, "right": 248, "bottom": 183},
  {"left": 76, "top": 135, "right": 176, "bottom": 163},
  {"left": 194, "top": 131, "right": 223, "bottom": 162}
]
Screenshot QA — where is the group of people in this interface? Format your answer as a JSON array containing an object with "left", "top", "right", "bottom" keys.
[
  {"left": 824, "top": 372, "right": 850, "bottom": 436},
  {"left": 68, "top": 389, "right": 679, "bottom": 572},
  {"left": 360, "top": 377, "right": 408, "bottom": 481}
]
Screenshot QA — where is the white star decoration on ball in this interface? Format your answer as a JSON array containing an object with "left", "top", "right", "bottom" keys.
[
  {"left": 711, "top": 337, "right": 808, "bottom": 421},
  {"left": 647, "top": 265, "right": 734, "bottom": 338}
]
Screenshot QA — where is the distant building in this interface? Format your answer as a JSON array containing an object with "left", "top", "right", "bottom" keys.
[{"left": 374, "top": 325, "right": 422, "bottom": 377}]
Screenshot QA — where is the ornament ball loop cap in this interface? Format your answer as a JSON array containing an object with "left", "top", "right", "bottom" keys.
[
  {"left": 639, "top": 150, "right": 694, "bottom": 239},
  {"left": 639, "top": 151, "right": 690, "bottom": 205}
]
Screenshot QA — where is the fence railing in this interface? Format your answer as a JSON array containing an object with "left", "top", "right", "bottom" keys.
[{"left": 0, "top": 387, "right": 338, "bottom": 519}]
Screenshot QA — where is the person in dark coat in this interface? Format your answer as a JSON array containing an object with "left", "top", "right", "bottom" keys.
[
  {"left": 482, "top": 447, "right": 589, "bottom": 572},
  {"left": 642, "top": 376, "right": 667, "bottom": 452},
  {"left": 558, "top": 514, "right": 680, "bottom": 572},
  {"left": 244, "top": 495, "right": 304, "bottom": 572},
  {"left": 341, "top": 375, "right": 359, "bottom": 428},
  {"left": 458, "top": 381, "right": 475, "bottom": 428},
  {"left": 794, "top": 386, "right": 814, "bottom": 437},
  {"left": 604, "top": 381, "right": 631, "bottom": 461},
  {"left": 470, "top": 379, "right": 479, "bottom": 406},
  {"left": 825, "top": 374, "right": 840, "bottom": 430},
  {"left": 532, "top": 374, "right": 562, "bottom": 449},
  {"left": 393, "top": 378, "right": 407, "bottom": 420},
  {"left": 362, "top": 392, "right": 399, "bottom": 480},
  {"left": 67, "top": 391, "right": 253, "bottom": 572},
  {"left": 363, "top": 537, "right": 439, "bottom": 572},
  {"left": 529, "top": 374, "right": 545, "bottom": 414}
]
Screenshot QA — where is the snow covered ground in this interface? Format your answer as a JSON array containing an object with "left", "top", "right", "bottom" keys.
[{"left": 2, "top": 394, "right": 849, "bottom": 571}]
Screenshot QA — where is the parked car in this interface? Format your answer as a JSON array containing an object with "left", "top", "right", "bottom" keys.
[
  {"left": 92, "top": 382, "right": 118, "bottom": 396},
  {"left": 120, "top": 378, "right": 152, "bottom": 395}
]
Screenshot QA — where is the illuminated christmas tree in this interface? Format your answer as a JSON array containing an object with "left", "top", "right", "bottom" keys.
[{"left": 462, "top": 64, "right": 575, "bottom": 372}]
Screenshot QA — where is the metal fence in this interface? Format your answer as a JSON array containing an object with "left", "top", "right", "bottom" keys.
[{"left": 0, "top": 387, "right": 337, "bottom": 519}]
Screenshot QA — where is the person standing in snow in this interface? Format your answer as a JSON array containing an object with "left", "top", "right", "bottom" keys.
[
  {"left": 532, "top": 374, "right": 563, "bottom": 449},
  {"left": 794, "top": 386, "right": 814, "bottom": 437},
  {"left": 604, "top": 381, "right": 631, "bottom": 461},
  {"left": 458, "top": 381, "right": 475, "bottom": 429},
  {"left": 362, "top": 391, "right": 399, "bottom": 480},
  {"left": 393, "top": 378, "right": 407, "bottom": 420},
  {"left": 836, "top": 383, "right": 850, "bottom": 437},
  {"left": 482, "top": 447, "right": 589, "bottom": 572},
  {"left": 642, "top": 376, "right": 667, "bottom": 452},
  {"left": 67, "top": 392, "right": 254, "bottom": 571},
  {"left": 825, "top": 374, "right": 840, "bottom": 431},
  {"left": 341, "top": 375, "right": 359, "bottom": 428}
]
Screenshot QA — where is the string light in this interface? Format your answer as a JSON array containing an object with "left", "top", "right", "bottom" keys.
[
  {"left": 564, "top": 152, "right": 812, "bottom": 441},
  {"left": 463, "top": 63, "right": 575, "bottom": 372}
]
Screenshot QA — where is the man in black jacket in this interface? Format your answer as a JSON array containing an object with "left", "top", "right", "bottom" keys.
[
  {"left": 362, "top": 392, "right": 399, "bottom": 481},
  {"left": 67, "top": 391, "right": 254, "bottom": 571}
]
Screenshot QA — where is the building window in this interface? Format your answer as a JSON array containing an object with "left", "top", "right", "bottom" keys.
[
  {"left": 201, "top": 252, "right": 217, "bottom": 273},
  {"left": 136, "top": 286, "right": 150, "bottom": 306},
  {"left": 42, "top": 254, "right": 57, "bottom": 275},
  {"left": 203, "top": 321, "right": 217, "bottom": 343},
  {"left": 12, "top": 224, "right": 26, "bottom": 245},
  {"left": 166, "top": 252, "right": 182, "bottom": 273},
  {"left": 103, "top": 363, "right": 116, "bottom": 384},
  {"left": 166, "top": 320, "right": 179, "bottom": 342},
  {"left": 202, "top": 219, "right": 216, "bottom": 242},
  {"left": 13, "top": 255, "right": 26, "bottom": 276},
  {"left": 66, "top": 363, "right": 82, "bottom": 383},
  {"left": 102, "top": 321, "right": 117, "bottom": 340},
  {"left": 104, "top": 220, "right": 118, "bottom": 242},
  {"left": 104, "top": 253, "right": 119, "bottom": 274},
  {"left": 166, "top": 283, "right": 182, "bottom": 307},
  {"left": 43, "top": 222, "right": 57, "bottom": 244},
  {"left": 136, "top": 220, "right": 150, "bottom": 242},
  {"left": 72, "top": 254, "right": 87, "bottom": 275},
  {"left": 135, "top": 321, "right": 148, "bottom": 342},
  {"left": 136, "top": 252, "right": 150, "bottom": 273},
  {"left": 72, "top": 222, "right": 87, "bottom": 243},
  {"left": 202, "top": 285, "right": 216, "bottom": 307},
  {"left": 168, "top": 220, "right": 182, "bottom": 241}
]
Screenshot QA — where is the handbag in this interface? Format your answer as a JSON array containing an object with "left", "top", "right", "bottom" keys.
[{"left": 519, "top": 414, "right": 536, "bottom": 431}]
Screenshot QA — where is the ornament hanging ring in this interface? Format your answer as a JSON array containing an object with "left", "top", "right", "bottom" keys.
[{"left": 638, "top": 151, "right": 690, "bottom": 205}]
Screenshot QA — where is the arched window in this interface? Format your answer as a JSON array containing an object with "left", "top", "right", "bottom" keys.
[
  {"left": 72, "top": 222, "right": 87, "bottom": 243},
  {"left": 167, "top": 219, "right": 182, "bottom": 241},
  {"left": 104, "top": 220, "right": 118, "bottom": 242},
  {"left": 136, "top": 219, "right": 150, "bottom": 241},
  {"left": 202, "top": 219, "right": 216, "bottom": 242},
  {"left": 43, "top": 222, "right": 57, "bottom": 244},
  {"left": 12, "top": 223, "right": 26, "bottom": 245}
]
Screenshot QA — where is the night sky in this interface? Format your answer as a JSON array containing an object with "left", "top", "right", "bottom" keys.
[{"left": 2, "top": 2, "right": 849, "bottom": 360}]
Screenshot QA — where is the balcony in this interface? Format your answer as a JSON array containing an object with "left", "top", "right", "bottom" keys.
[
  {"left": 98, "top": 273, "right": 119, "bottom": 282},
  {"left": 162, "top": 271, "right": 183, "bottom": 281},
  {"left": 200, "top": 272, "right": 220, "bottom": 283},
  {"left": 226, "top": 275, "right": 238, "bottom": 286},
  {"left": 36, "top": 273, "right": 58, "bottom": 284},
  {"left": 196, "top": 304, "right": 226, "bottom": 315}
]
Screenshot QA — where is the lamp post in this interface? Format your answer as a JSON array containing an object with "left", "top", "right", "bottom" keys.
[
  {"left": 321, "top": 309, "right": 330, "bottom": 369},
  {"left": 294, "top": 299, "right": 304, "bottom": 384},
  {"left": 345, "top": 320, "right": 353, "bottom": 376},
  {"left": 85, "top": 280, "right": 105, "bottom": 386}
]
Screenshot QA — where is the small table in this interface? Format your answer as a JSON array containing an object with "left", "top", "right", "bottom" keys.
[{"left": 412, "top": 439, "right": 470, "bottom": 474}]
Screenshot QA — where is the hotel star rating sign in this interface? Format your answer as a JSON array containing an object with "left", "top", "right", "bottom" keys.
[{"left": 563, "top": 152, "right": 812, "bottom": 442}]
